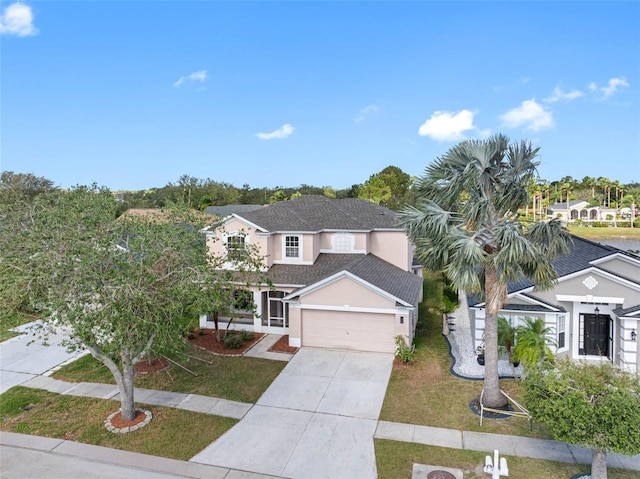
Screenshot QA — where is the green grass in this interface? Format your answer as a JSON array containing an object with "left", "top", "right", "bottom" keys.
[
  {"left": 568, "top": 224, "right": 640, "bottom": 240},
  {"left": 0, "top": 387, "right": 236, "bottom": 460},
  {"left": 380, "top": 273, "right": 552, "bottom": 439},
  {"left": 375, "top": 440, "right": 637, "bottom": 479},
  {"left": 53, "top": 344, "right": 286, "bottom": 403},
  {"left": 0, "top": 313, "right": 37, "bottom": 342}
]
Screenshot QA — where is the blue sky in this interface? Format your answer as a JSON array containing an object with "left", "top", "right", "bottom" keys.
[{"left": 2, "top": 1, "right": 639, "bottom": 191}]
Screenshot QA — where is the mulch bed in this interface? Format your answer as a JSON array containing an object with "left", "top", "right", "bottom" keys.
[
  {"left": 135, "top": 358, "right": 170, "bottom": 374},
  {"left": 268, "top": 335, "right": 299, "bottom": 354},
  {"left": 189, "top": 329, "right": 264, "bottom": 355},
  {"left": 109, "top": 409, "right": 147, "bottom": 428}
]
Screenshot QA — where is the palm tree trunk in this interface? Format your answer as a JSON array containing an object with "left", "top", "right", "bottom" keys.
[
  {"left": 482, "top": 265, "right": 508, "bottom": 409},
  {"left": 591, "top": 449, "right": 608, "bottom": 479}
]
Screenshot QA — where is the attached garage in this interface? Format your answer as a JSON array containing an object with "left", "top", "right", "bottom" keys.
[{"left": 301, "top": 309, "right": 396, "bottom": 353}]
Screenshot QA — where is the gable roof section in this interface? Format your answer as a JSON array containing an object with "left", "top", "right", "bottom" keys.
[
  {"left": 237, "top": 195, "right": 400, "bottom": 232},
  {"left": 468, "top": 235, "right": 637, "bottom": 307},
  {"left": 506, "top": 235, "right": 623, "bottom": 293},
  {"left": 269, "top": 253, "right": 422, "bottom": 306},
  {"left": 612, "top": 304, "right": 640, "bottom": 317}
]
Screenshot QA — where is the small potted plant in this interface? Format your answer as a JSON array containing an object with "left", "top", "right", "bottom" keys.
[{"left": 476, "top": 345, "right": 485, "bottom": 365}]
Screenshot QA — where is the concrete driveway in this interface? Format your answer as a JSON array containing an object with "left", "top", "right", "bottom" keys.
[
  {"left": 190, "top": 348, "right": 393, "bottom": 479},
  {"left": 0, "top": 322, "right": 84, "bottom": 394}
]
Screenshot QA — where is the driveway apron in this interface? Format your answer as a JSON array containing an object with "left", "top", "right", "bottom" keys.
[
  {"left": 0, "top": 323, "right": 84, "bottom": 394},
  {"left": 190, "top": 348, "right": 393, "bottom": 479}
]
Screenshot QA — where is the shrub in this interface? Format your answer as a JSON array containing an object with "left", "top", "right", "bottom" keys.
[
  {"left": 394, "top": 335, "right": 416, "bottom": 364},
  {"left": 223, "top": 330, "right": 254, "bottom": 349}
]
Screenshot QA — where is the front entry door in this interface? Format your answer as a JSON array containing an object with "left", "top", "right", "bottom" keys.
[{"left": 583, "top": 314, "right": 610, "bottom": 357}]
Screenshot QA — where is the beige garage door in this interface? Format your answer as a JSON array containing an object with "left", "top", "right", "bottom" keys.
[{"left": 301, "top": 310, "right": 396, "bottom": 353}]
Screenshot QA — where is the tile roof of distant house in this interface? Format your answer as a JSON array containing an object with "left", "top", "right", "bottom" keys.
[
  {"left": 547, "top": 200, "right": 588, "bottom": 210},
  {"left": 204, "top": 204, "right": 264, "bottom": 217},
  {"left": 236, "top": 195, "right": 400, "bottom": 232},
  {"left": 269, "top": 253, "right": 422, "bottom": 306}
]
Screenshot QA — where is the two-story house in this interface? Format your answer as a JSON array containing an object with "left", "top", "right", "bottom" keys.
[{"left": 199, "top": 195, "right": 423, "bottom": 353}]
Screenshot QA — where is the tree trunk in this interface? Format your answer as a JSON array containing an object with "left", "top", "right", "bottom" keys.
[
  {"left": 591, "top": 449, "right": 608, "bottom": 479},
  {"left": 85, "top": 343, "right": 137, "bottom": 422},
  {"left": 482, "top": 265, "right": 508, "bottom": 409},
  {"left": 120, "top": 350, "right": 137, "bottom": 421}
]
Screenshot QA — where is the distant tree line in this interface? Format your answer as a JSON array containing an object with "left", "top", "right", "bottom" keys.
[{"left": 2, "top": 170, "right": 638, "bottom": 216}]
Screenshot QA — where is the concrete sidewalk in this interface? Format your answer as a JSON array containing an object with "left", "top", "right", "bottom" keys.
[
  {"left": 19, "top": 375, "right": 253, "bottom": 420},
  {"left": 375, "top": 421, "right": 640, "bottom": 471}
]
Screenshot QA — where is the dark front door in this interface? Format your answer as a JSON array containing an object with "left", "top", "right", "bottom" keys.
[{"left": 583, "top": 314, "right": 610, "bottom": 357}]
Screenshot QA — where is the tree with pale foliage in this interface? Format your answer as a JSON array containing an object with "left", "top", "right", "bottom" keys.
[
  {"left": 400, "top": 134, "right": 572, "bottom": 409},
  {"left": 523, "top": 359, "right": 640, "bottom": 479},
  {"left": 0, "top": 185, "right": 265, "bottom": 422}
]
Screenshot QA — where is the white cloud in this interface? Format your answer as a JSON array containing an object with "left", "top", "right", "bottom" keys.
[
  {"left": 593, "top": 78, "right": 629, "bottom": 100},
  {"left": 0, "top": 2, "right": 38, "bottom": 37},
  {"left": 256, "top": 124, "right": 295, "bottom": 140},
  {"left": 418, "top": 110, "right": 477, "bottom": 141},
  {"left": 544, "top": 86, "right": 583, "bottom": 103},
  {"left": 354, "top": 104, "right": 379, "bottom": 123},
  {"left": 499, "top": 99, "right": 554, "bottom": 131},
  {"left": 174, "top": 70, "right": 208, "bottom": 88}
]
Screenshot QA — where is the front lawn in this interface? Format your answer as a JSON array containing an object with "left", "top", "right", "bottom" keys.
[
  {"left": 375, "top": 440, "right": 637, "bottom": 479},
  {"left": 380, "top": 273, "right": 552, "bottom": 439},
  {"left": 0, "top": 313, "right": 38, "bottom": 342},
  {"left": 53, "top": 344, "right": 286, "bottom": 403},
  {"left": 0, "top": 387, "right": 236, "bottom": 460}
]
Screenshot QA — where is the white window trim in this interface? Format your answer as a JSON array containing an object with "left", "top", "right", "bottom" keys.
[
  {"left": 557, "top": 314, "right": 568, "bottom": 352},
  {"left": 222, "top": 231, "right": 250, "bottom": 267},
  {"left": 281, "top": 234, "right": 303, "bottom": 263}
]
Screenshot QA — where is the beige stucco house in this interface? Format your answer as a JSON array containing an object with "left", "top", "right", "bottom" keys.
[
  {"left": 469, "top": 236, "right": 640, "bottom": 372},
  {"left": 547, "top": 200, "right": 619, "bottom": 223},
  {"left": 199, "top": 195, "right": 423, "bottom": 353}
]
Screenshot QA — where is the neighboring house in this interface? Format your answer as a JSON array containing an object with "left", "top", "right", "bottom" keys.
[
  {"left": 546, "top": 200, "right": 618, "bottom": 222},
  {"left": 469, "top": 236, "right": 640, "bottom": 372},
  {"left": 200, "top": 195, "right": 423, "bottom": 353}
]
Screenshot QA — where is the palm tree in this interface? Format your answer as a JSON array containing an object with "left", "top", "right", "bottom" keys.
[
  {"left": 400, "top": 134, "right": 572, "bottom": 409},
  {"left": 498, "top": 316, "right": 518, "bottom": 377},
  {"left": 513, "top": 317, "right": 555, "bottom": 370}
]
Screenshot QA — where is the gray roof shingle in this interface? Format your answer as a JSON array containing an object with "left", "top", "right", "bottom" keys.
[
  {"left": 204, "top": 204, "right": 263, "bottom": 217},
  {"left": 237, "top": 196, "right": 400, "bottom": 232},
  {"left": 269, "top": 253, "right": 423, "bottom": 306},
  {"left": 468, "top": 235, "right": 635, "bottom": 307}
]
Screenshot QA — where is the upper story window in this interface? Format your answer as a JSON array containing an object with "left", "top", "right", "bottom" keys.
[
  {"left": 332, "top": 232, "right": 354, "bottom": 252},
  {"left": 285, "top": 235, "right": 300, "bottom": 259},
  {"left": 226, "top": 234, "right": 246, "bottom": 260}
]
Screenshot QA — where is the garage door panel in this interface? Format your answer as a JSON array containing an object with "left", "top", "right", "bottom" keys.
[{"left": 302, "top": 310, "right": 395, "bottom": 353}]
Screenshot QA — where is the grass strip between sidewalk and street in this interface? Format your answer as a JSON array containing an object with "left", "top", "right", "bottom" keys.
[
  {"left": 375, "top": 439, "right": 637, "bottom": 479},
  {"left": 0, "top": 386, "right": 236, "bottom": 460}
]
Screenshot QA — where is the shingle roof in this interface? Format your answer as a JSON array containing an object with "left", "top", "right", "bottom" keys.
[
  {"left": 237, "top": 196, "right": 400, "bottom": 232},
  {"left": 500, "top": 302, "right": 566, "bottom": 313},
  {"left": 468, "top": 235, "right": 631, "bottom": 307},
  {"left": 269, "top": 253, "right": 423, "bottom": 306},
  {"left": 204, "top": 205, "right": 263, "bottom": 217},
  {"left": 505, "top": 235, "right": 621, "bottom": 293},
  {"left": 612, "top": 305, "right": 640, "bottom": 316}
]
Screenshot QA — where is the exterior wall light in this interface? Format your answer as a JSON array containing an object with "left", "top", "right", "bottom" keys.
[
  {"left": 632, "top": 329, "right": 637, "bottom": 341},
  {"left": 400, "top": 316, "right": 404, "bottom": 324}
]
